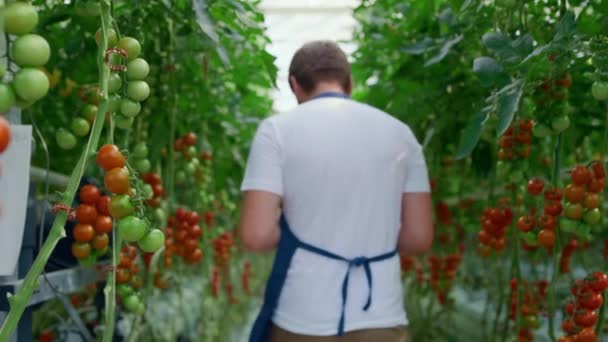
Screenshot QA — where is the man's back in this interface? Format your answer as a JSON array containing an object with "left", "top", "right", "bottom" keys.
[{"left": 242, "top": 97, "right": 428, "bottom": 335}]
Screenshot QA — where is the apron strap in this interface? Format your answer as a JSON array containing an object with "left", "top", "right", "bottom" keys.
[{"left": 298, "top": 240, "right": 397, "bottom": 336}]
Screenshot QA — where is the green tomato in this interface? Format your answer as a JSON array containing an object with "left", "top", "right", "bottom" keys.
[
  {"left": 154, "top": 208, "right": 166, "bottom": 223},
  {"left": 109, "top": 195, "right": 134, "bottom": 219},
  {"left": 134, "top": 158, "right": 151, "bottom": 173},
  {"left": 95, "top": 28, "right": 118, "bottom": 47},
  {"left": 584, "top": 208, "right": 601, "bottom": 225},
  {"left": 132, "top": 142, "right": 148, "bottom": 158},
  {"left": 592, "top": 82, "right": 608, "bottom": 101},
  {"left": 120, "top": 98, "right": 141, "bottom": 117},
  {"left": 127, "top": 58, "right": 150, "bottom": 81},
  {"left": 107, "top": 95, "right": 121, "bottom": 113},
  {"left": 14, "top": 96, "right": 33, "bottom": 109},
  {"left": 123, "top": 294, "right": 141, "bottom": 313},
  {"left": 82, "top": 104, "right": 98, "bottom": 122},
  {"left": 175, "top": 170, "right": 186, "bottom": 184},
  {"left": 12, "top": 68, "right": 49, "bottom": 102},
  {"left": 71, "top": 118, "right": 90, "bottom": 137},
  {"left": 138, "top": 229, "right": 165, "bottom": 252},
  {"left": 0, "top": 84, "right": 16, "bottom": 112},
  {"left": 56, "top": 128, "right": 77, "bottom": 150},
  {"left": 522, "top": 315, "right": 541, "bottom": 329},
  {"left": 142, "top": 184, "right": 154, "bottom": 200},
  {"left": 118, "top": 216, "right": 148, "bottom": 242},
  {"left": 114, "top": 114, "right": 134, "bottom": 130},
  {"left": 108, "top": 73, "right": 123, "bottom": 93},
  {"left": 10, "top": 34, "right": 51, "bottom": 67},
  {"left": 116, "top": 284, "right": 134, "bottom": 299},
  {"left": 117, "top": 37, "right": 141, "bottom": 61},
  {"left": 185, "top": 162, "right": 197, "bottom": 175},
  {"left": 552, "top": 115, "right": 570, "bottom": 133},
  {"left": 127, "top": 81, "right": 150, "bottom": 102},
  {"left": 3, "top": 2, "right": 38, "bottom": 35}
]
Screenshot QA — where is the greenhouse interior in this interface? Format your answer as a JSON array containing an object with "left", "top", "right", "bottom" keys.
[{"left": 1, "top": 0, "right": 608, "bottom": 341}]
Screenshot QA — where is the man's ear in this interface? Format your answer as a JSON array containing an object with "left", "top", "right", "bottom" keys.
[
  {"left": 346, "top": 75, "right": 354, "bottom": 95},
  {"left": 289, "top": 75, "right": 297, "bottom": 93}
]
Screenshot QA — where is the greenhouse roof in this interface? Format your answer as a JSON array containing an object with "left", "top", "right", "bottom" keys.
[{"left": 260, "top": 0, "right": 358, "bottom": 113}]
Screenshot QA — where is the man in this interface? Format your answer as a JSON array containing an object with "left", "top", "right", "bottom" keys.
[{"left": 239, "top": 41, "right": 433, "bottom": 342}]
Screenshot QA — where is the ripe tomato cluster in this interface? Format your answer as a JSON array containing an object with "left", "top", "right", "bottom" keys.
[
  {"left": 213, "top": 232, "right": 235, "bottom": 269},
  {"left": 71, "top": 184, "right": 111, "bottom": 260},
  {"left": 509, "top": 278, "right": 548, "bottom": 341},
  {"left": 241, "top": 261, "right": 252, "bottom": 296},
  {"left": 173, "top": 132, "right": 198, "bottom": 156},
  {"left": 97, "top": 144, "right": 164, "bottom": 252},
  {"left": 166, "top": 208, "right": 204, "bottom": 265},
  {"left": 563, "top": 163, "right": 605, "bottom": 226},
  {"left": 477, "top": 206, "right": 514, "bottom": 255},
  {"left": 427, "top": 254, "right": 462, "bottom": 305},
  {"left": 559, "top": 272, "right": 608, "bottom": 342},
  {"left": 116, "top": 245, "right": 145, "bottom": 314},
  {"left": 521, "top": 179, "right": 563, "bottom": 249},
  {"left": 142, "top": 172, "right": 164, "bottom": 208},
  {"left": 498, "top": 119, "right": 533, "bottom": 161},
  {"left": 559, "top": 239, "right": 579, "bottom": 274}
]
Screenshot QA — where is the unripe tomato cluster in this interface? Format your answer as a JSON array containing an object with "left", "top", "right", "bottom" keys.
[
  {"left": 558, "top": 272, "right": 608, "bottom": 342},
  {"left": 563, "top": 163, "right": 605, "bottom": 226},
  {"left": 99, "top": 32, "right": 150, "bottom": 130},
  {"left": 129, "top": 142, "right": 152, "bottom": 174},
  {"left": 173, "top": 132, "right": 211, "bottom": 184},
  {"left": 96, "top": 144, "right": 164, "bottom": 252},
  {"left": 116, "top": 245, "right": 145, "bottom": 314},
  {"left": 0, "top": 2, "right": 51, "bottom": 115},
  {"left": 213, "top": 232, "right": 235, "bottom": 269},
  {"left": 166, "top": 208, "right": 204, "bottom": 265},
  {"left": 590, "top": 36, "right": 608, "bottom": 102},
  {"left": 498, "top": 119, "right": 533, "bottom": 161},
  {"left": 71, "top": 184, "right": 112, "bottom": 260},
  {"left": 477, "top": 206, "right": 513, "bottom": 255},
  {"left": 521, "top": 179, "right": 562, "bottom": 249},
  {"left": 509, "top": 278, "right": 548, "bottom": 341},
  {"left": 142, "top": 172, "right": 164, "bottom": 208}
]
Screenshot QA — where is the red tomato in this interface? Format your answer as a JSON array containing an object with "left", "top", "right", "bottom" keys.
[
  {"left": 76, "top": 204, "right": 98, "bottom": 224},
  {"left": 94, "top": 215, "right": 113, "bottom": 234},
  {"left": 544, "top": 187, "right": 563, "bottom": 201},
  {"left": 79, "top": 185, "right": 101, "bottom": 204},
  {"left": 97, "top": 196, "right": 111, "bottom": 216},
  {"left": 537, "top": 229, "right": 556, "bottom": 248},
  {"left": 571, "top": 165, "right": 592, "bottom": 186},
  {"left": 538, "top": 215, "right": 557, "bottom": 230},
  {"left": 104, "top": 167, "right": 131, "bottom": 194},
  {"left": 527, "top": 179, "right": 544, "bottom": 196},
  {"left": 517, "top": 215, "right": 535, "bottom": 232},
  {"left": 564, "top": 184, "right": 585, "bottom": 203},
  {"left": 97, "top": 144, "right": 126, "bottom": 171},
  {"left": 591, "top": 161, "right": 605, "bottom": 179},
  {"left": 574, "top": 310, "right": 598, "bottom": 328},
  {"left": 544, "top": 201, "right": 563, "bottom": 216},
  {"left": 73, "top": 224, "right": 95, "bottom": 242}
]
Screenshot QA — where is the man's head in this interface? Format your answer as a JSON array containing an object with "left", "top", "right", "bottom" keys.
[{"left": 288, "top": 41, "right": 352, "bottom": 103}]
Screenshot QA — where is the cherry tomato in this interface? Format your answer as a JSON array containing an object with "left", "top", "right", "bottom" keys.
[
  {"left": 71, "top": 242, "right": 91, "bottom": 259},
  {"left": 143, "top": 172, "right": 162, "bottom": 185},
  {"left": 104, "top": 167, "right": 130, "bottom": 194},
  {"left": 92, "top": 233, "right": 109, "bottom": 250},
  {"left": 152, "top": 183, "right": 164, "bottom": 197},
  {"left": 564, "top": 184, "right": 585, "bottom": 203},
  {"left": 527, "top": 179, "right": 545, "bottom": 196},
  {"left": 544, "top": 187, "right": 563, "bottom": 201},
  {"left": 591, "top": 161, "right": 605, "bottom": 180},
  {"left": 97, "top": 195, "right": 111, "bottom": 215},
  {"left": 571, "top": 166, "right": 592, "bottom": 186},
  {"left": 76, "top": 204, "right": 98, "bottom": 224},
  {"left": 0, "top": 116, "right": 10, "bottom": 153},
  {"left": 519, "top": 119, "right": 534, "bottom": 132},
  {"left": 515, "top": 131, "right": 532, "bottom": 144},
  {"left": 517, "top": 215, "right": 535, "bottom": 232},
  {"left": 116, "top": 267, "right": 131, "bottom": 284},
  {"left": 574, "top": 310, "right": 598, "bottom": 328},
  {"left": 109, "top": 195, "right": 134, "bottom": 219},
  {"left": 583, "top": 208, "right": 601, "bottom": 225},
  {"left": 119, "top": 254, "right": 132, "bottom": 268},
  {"left": 565, "top": 203, "right": 583, "bottom": 220},
  {"left": 187, "top": 211, "right": 200, "bottom": 225},
  {"left": 183, "top": 132, "right": 197, "bottom": 146},
  {"left": 138, "top": 229, "right": 165, "bottom": 252},
  {"left": 561, "top": 319, "right": 577, "bottom": 334},
  {"left": 187, "top": 248, "right": 203, "bottom": 263},
  {"left": 188, "top": 225, "right": 202, "bottom": 239},
  {"left": 575, "top": 328, "right": 598, "bottom": 342},
  {"left": 94, "top": 215, "right": 113, "bottom": 234},
  {"left": 565, "top": 301, "right": 576, "bottom": 315},
  {"left": 580, "top": 292, "right": 603, "bottom": 310},
  {"left": 583, "top": 193, "right": 600, "bottom": 210},
  {"left": 118, "top": 216, "right": 148, "bottom": 242},
  {"left": 488, "top": 209, "right": 506, "bottom": 227},
  {"left": 537, "top": 229, "right": 555, "bottom": 248},
  {"left": 97, "top": 144, "right": 125, "bottom": 171},
  {"left": 590, "top": 272, "right": 608, "bottom": 292},
  {"left": 587, "top": 177, "right": 605, "bottom": 193},
  {"left": 544, "top": 201, "right": 563, "bottom": 216},
  {"left": 538, "top": 215, "right": 557, "bottom": 230},
  {"left": 477, "top": 230, "right": 492, "bottom": 244},
  {"left": 79, "top": 185, "right": 101, "bottom": 204},
  {"left": 73, "top": 223, "right": 95, "bottom": 242},
  {"left": 499, "top": 136, "right": 513, "bottom": 148},
  {"left": 175, "top": 208, "right": 187, "bottom": 222}
]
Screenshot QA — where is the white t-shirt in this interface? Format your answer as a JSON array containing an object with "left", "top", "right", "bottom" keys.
[{"left": 241, "top": 96, "right": 430, "bottom": 336}]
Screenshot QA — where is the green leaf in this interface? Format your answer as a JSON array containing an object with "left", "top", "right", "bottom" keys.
[
  {"left": 496, "top": 80, "right": 524, "bottom": 136},
  {"left": 482, "top": 32, "right": 513, "bottom": 56},
  {"left": 554, "top": 11, "right": 576, "bottom": 41},
  {"left": 473, "top": 57, "right": 504, "bottom": 87},
  {"left": 401, "top": 37, "right": 433, "bottom": 55},
  {"left": 455, "top": 109, "right": 489, "bottom": 159},
  {"left": 424, "top": 35, "right": 463, "bottom": 67},
  {"left": 520, "top": 43, "right": 551, "bottom": 64}
]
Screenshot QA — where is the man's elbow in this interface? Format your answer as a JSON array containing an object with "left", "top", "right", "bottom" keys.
[
  {"left": 239, "top": 227, "right": 274, "bottom": 252},
  {"left": 399, "top": 228, "right": 434, "bottom": 255}
]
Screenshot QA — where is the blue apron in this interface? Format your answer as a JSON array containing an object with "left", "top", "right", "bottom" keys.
[{"left": 248, "top": 92, "right": 397, "bottom": 342}]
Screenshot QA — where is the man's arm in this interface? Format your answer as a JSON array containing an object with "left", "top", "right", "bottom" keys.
[
  {"left": 398, "top": 192, "right": 433, "bottom": 255},
  {"left": 238, "top": 190, "right": 282, "bottom": 252}
]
